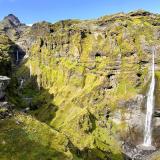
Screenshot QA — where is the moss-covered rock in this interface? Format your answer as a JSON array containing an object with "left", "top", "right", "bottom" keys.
[{"left": 1, "top": 11, "right": 160, "bottom": 160}]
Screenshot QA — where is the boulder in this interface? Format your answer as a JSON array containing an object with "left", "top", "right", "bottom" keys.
[
  {"left": 154, "top": 110, "right": 160, "bottom": 117},
  {"left": 0, "top": 101, "right": 13, "bottom": 119}
]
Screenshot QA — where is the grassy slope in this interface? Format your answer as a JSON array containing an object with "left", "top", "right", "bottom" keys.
[{"left": 0, "top": 113, "right": 73, "bottom": 160}]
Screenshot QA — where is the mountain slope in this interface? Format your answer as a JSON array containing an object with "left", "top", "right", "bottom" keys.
[{"left": 0, "top": 10, "right": 160, "bottom": 160}]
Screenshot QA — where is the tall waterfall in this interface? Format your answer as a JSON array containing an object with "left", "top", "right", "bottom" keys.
[{"left": 143, "top": 48, "right": 155, "bottom": 147}]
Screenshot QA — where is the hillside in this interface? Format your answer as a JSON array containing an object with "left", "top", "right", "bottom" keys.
[{"left": 0, "top": 10, "right": 160, "bottom": 160}]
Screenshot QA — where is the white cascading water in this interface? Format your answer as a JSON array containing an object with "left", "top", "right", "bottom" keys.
[
  {"left": 29, "top": 63, "right": 32, "bottom": 77},
  {"left": 143, "top": 48, "right": 155, "bottom": 147},
  {"left": 16, "top": 50, "right": 19, "bottom": 62},
  {"left": 20, "top": 79, "right": 24, "bottom": 89}
]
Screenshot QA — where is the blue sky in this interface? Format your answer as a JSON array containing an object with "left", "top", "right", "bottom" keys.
[{"left": 0, "top": 0, "right": 159, "bottom": 24}]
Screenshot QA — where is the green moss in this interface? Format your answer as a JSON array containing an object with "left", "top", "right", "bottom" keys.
[
  {"left": 0, "top": 34, "right": 13, "bottom": 75},
  {"left": 81, "top": 34, "right": 95, "bottom": 61},
  {"left": 6, "top": 11, "right": 160, "bottom": 160},
  {"left": 0, "top": 114, "right": 72, "bottom": 160},
  {"left": 93, "top": 126, "right": 123, "bottom": 160},
  {"left": 155, "top": 71, "right": 160, "bottom": 109}
]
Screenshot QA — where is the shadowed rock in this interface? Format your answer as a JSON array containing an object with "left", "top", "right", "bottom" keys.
[{"left": 0, "top": 76, "right": 10, "bottom": 100}]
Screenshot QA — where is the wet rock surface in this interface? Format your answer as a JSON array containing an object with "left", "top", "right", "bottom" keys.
[
  {"left": 154, "top": 110, "right": 160, "bottom": 117},
  {"left": 123, "top": 142, "right": 156, "bottom": 160}
]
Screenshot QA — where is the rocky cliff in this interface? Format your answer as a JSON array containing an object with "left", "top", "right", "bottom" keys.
[{"left": 0, "top": 10, "right": 160, "bottom": 160}]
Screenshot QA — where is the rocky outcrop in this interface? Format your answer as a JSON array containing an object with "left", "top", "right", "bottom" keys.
[
  {"left": 0, "top": 76, "right": 12, "bottom": 119},
  {"left": 0, "top": 101, "right": 13, "bottom": 119},
  {"left": 154, "top": 110, "right": 160, "bottom": 117},
  {"left": 0, "top": 13, "right": 29, "bottom": 41},
  {"left": 0, "top": 76, "right": 10, "bottom": 100},
  {"left": 128, "top": 10, "right": 154, "bottom": 17},
  {"left": 3, "top": 14, "right": 22, "bottom": 27}
]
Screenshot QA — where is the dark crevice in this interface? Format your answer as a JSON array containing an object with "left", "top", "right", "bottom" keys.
[
  {"left": 107, "top": 73, "right": 115, "bottom": 79},
  {"left": 95, "top": 52, "right": 101, "bottom": 57},
  {"left": 137, "top": 73, "right": 142, "bottom": 78}
]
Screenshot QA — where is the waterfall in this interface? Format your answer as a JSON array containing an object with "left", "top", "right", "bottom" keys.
[
  {"left": 143, "top": 48, "right": 155, "bottom": 147},
  {"left": 16, "top": 50, "right": 19, "bottom": 62},
  {"left": 29, "top": 63, "right": 32, "bottom": 78},
  {"left": 20, "top": 79, "right": 24, "bottom": 89}
]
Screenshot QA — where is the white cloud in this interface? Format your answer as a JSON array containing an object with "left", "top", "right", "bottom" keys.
[{"left": 27, "top": 24, "right": 33, "bottom": 27}]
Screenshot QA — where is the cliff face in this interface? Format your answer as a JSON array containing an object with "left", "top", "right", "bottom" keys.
[{"left": 1, "top": 10, "right": 160, "bottom": 160}]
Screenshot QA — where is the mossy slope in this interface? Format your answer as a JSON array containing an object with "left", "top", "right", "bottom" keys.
[{"left": 1, "top": 10, "right": 160, "bottom": 160}]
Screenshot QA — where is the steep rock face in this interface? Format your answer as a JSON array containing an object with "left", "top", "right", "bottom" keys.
[
  {"left": 0, "top": 14, "right": 28, "bottom": 41},
  {"left": 0, "top": 76, "right": 10, "bottom": 99},
  {"left": 1, "top": 10, "right": 160, "bottom": 160},
  {"left": 15, "top": 10, "right": 160, "bottom": 159},
  {"left": 0, "top": 14, "right": 27, "bottom": 68},
  {"left": 0, "top": 34, "right": 14, "bottom": 75},
  {"left": 3, "top": 14, "right": 21, "bottom": 26},
  {"left": 0, "top": 76, "right": 13, "bottom": 121}
]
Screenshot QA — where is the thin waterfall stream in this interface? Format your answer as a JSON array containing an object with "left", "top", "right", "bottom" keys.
[
  {"left": 16, "top": 50, "right": 19, "bottom": 62},
  {"left": 143, "top": 47, "right": 155, "bottom": 149}
]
